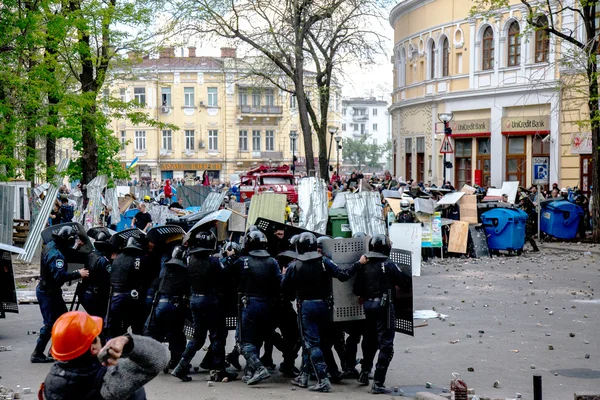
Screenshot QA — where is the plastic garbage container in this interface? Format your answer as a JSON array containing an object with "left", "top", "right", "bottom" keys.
[
  {"left": 540, "top": 200, "right": 584, "bottom": 240},
  {"left": 116, "top": 208, "right": 138, "bottom": 231},
  {"left": 327, "top": 208, "right": 352, "bottom": 238},
  {"left": 480, "top": 208, "right": 528, "bottom": 253}
]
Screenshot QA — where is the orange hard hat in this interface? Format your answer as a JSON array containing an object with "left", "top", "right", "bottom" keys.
[{"left": 50, "top": 311, "right": 103, "bottom": 361}]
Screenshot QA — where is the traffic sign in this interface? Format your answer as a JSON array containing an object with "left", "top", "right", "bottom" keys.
[{"left": 439, "top": 135, "right": 454, "bottom": 154}]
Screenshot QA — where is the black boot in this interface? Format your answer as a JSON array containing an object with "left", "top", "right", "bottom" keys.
[
  {"left": 370, "top": 382, "right": 392, "bottom": 394},
  {"left": 358, "top": 371, "right": 370, "bottom": 386},
  {"left": 370, "top": 368, "right": 390, "bottom": 394},
  {"left": 31, "top": 336, "right": 53, "bottom": 363},
  {"left": 213, "top": 369, "right": 238, "bottom": 382},
  {"left": 226, "top": 347, "right": 242, "bottom": 371},
  {"left": 246, "top": 366, "right": 270, "bottom": 385},
  {"left": 291, "top": 373, "right": 309, "bottom": 388},
  {"left": 171, "top": 361, "right": 192, "bottom": 382}
]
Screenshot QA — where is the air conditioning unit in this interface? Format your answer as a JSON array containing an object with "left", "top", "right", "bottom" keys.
[
  {"left": 161, "top": 106, "right": 169, "bottom": 114},
  {"left": 199, "top": 101, "right": 204, "bottom": 106},
  {"left": 159, "top": 149, "right": 170, "bottom": 156},
  {"left": 199, "top": 141, "right": 206, "bottom": 148},
  {"left": 185, "top": 149, "right": 195, "bottom": 156}
]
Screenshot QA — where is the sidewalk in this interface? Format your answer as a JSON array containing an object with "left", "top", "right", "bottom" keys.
[{"left": 539, "top": 241, "right": 600, "bottom": 255}]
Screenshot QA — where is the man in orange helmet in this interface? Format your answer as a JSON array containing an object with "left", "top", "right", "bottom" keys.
[{"left": 40, "top": 311, "right": 168, "bottom": 400}]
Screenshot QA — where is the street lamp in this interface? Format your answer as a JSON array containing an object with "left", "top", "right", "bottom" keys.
[
  {"left": 437, "top": 112, "right": 454, "bottom": 186},
  {"left": 327, "top": 126, "right": 338, "bottom": 181},
  {"left": 334, "top": 135, "right": 342, "bottom": 178},
  {"left": 289, "top": 131, "right": 299, "bottom": 175}
]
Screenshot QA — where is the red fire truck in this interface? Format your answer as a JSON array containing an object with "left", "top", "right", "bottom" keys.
[{"left": 239, "top": 164, "right": 298, "bottom": 203}]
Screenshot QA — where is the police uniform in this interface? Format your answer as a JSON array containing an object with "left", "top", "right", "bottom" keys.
[
  {"left": 145, "top": 247, "right": 188, "bottom": 371},
  {"left": 352, "top": 235, "right": 405, "bottom": 394},
  {"left": 80, "top": 249, "right": 111, "bottom": 318},
  {"left": 32, "top": 231, "right": 84, "bottom": 363},
  {"left": 282, "top": 233, "right": 356, "bottom": 392},
  {"left": 105, "top": 238, "right": 146, "bottom": 338}
]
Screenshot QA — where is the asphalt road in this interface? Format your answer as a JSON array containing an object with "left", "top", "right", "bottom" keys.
[{"left": 1, "top": 248, "right": 598, "bottom": 400}]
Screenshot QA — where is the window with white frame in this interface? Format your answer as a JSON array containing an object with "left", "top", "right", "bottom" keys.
[
  {"left": 373, "top": 123, "right": 378, "bottom": 131},
  {"left": 290, "top": 132, "right": 297, "bottom": 152},
  {"left": 342, "top": 123, "right": 346, "bottom": 131},
  {"left": 102, "top": 88, "right": 109, "bottom": 105},
  {"left": 207, "top": 87, "right": 218, "bottom": 107},
  {"left": 239, "top": 88, "right": 248, "bottom": 106},
  {"left": 290, "top": 94, "right": 297, "bottom": 109},
  {"left": 239, "top": 130, "right": 248, "bottom": 151},
  {"left": 265, "top": 130, "right": 274, "bottom": 151},
  {"left": 265, "top": 89, "right": 274, "bottom": 106},
  {"left": 428, "top": 40, "right": 436, "bottom": 79},
  {"left": 208, "top": 129, "right": 218, "bottom": 150},
  {"left": 120, "top": 88, "right": 126, "bottom": 102},
  {"left": 134, "top": 88, "right": 146, "bottom": 106},
  {"left": 252, "top": 130, "right": 261, "bottom": 151},
  {"left": 134, "top": 130, "right": 146, "bottom": 150},
  {"left": 162, "top": 130, "right": 172, "bottom": 150},
  {"left": 442, "top": 37, "right": 450, "bottom": 77},
  {"left": 184, "top": 130, "right": 195, "bottom": 150},
  {"left": 373, "top": 109, "right": 378, "bottom": 116},
  {"left": 507, "top": 21, "right": 521, "bottom": 67},
  {"left": 398, "top": 48, "right": 407, "bottom": 87},
  {"left": 252, "top": 89, "right": 261, "bottom": 106},
  {"left": 184, "top": 87, "right": 194, "bottom": 107},
  {"left": 482, "top": 26, "right": 494, "bottom": 70},
  {"left": 342, "top": 108, "right": 346, "bottom": 116},
  {"left": 161, "top": 87, "right": 171, "bottom": 107},
  {"left": 120, "top": 130, "right": 126, "bottom": 150}
]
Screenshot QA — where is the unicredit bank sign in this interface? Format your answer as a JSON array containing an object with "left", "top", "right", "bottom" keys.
[
  {"left": 449, "top": 119, "right": 490, "bottom": 137},
  {"left": 501, "top": 116, "right": 550, "bottom": 135}
]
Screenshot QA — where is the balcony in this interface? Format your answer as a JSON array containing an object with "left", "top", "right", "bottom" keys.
[
  {"left": 352, "top": 114, "right": 369, "bottom": 122},
  {"left": 238, "top": 105, "right": 283, "bottom": 115},
  {"left": 261, "top": 151, "right": 283, "bottom": 160}
]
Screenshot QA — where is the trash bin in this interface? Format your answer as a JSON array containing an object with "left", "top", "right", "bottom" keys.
[
  {"left": 327, "top": 208, "right": 352, "bottom": 238},
  {"left": 540, "top": 200, "right": 584, "bottom": 240},
  {"left": 480, "top": 208, "right": 528, "bottom": 253},
  {"left": 116, "top": 208, "right": 138, "bottom": 231}
]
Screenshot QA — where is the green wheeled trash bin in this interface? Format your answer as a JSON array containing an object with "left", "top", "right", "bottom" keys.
[{"left": 327, "top": 208, "right": 352, "bottom": 238}]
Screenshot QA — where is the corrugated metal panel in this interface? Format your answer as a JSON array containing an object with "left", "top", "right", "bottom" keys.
[
  {"left": 81, "top": 175, "right": 108, "bottom": 231},
  {"left": 105, "top": 188, "right": 121, "bottom": 224},
  {"left": 246, "top": 193, "right": 287, "bottom": 230},
  {"left": 0, "top": 185, "right": 16, "bottom": 245},
  {"left": 345, "top": 191, "right": 386, "bottom": 236},
  {"left": 18, "top": 159, "right": 69, "bottom": 263},
  {"left": 298, "top": 177, "right": 328, "bottom": 234},
  {"left": 177, "top": 185, "right": 211, "bottom": 208},
  {"left": 201, "top": 191, "right": 226, "bottom": 213}
]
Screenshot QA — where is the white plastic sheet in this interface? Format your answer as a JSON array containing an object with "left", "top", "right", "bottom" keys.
[
  {"left": 344, "top": 191, "right": 386, "bottom": 236},
  {"left": 298, "top": 177, "right": 328, "bottom": 234}
]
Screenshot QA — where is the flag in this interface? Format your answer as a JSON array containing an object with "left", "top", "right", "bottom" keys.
[{"left": 128, "top": 157, "right": 139, "bottom": 169}]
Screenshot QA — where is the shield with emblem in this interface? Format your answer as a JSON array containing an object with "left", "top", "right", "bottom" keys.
[{"left": 40, "top": 222, "right": 93, "bottom": 271}]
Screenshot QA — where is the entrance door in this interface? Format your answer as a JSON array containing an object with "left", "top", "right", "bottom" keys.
[
  {"left": 455, "top": 139, "right": 472, "bottom": 188},
  {"left": 161, "top": 170, "right": 174, "bottom": 181},
  {"left": 506, "top": 136, "right": 526, "bottom": 186},
  {"left": 476, "top": 138, "right": 491, "bottom": 187},
  {"left": 580, "top": 155, "right": 593, "bottom": 196}
]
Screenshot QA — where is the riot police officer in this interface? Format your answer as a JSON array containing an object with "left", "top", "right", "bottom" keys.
[
  {"left": 396, "top": 199, "right": 417, "bottom": 223},
  {"left": 172, "top": 232, "right": 236, "bottom": 383},
  {"left": 352, "top": 234, "right": 405, "bottom": 394},
  {"left": 105, "top": 237, "right": 146, "bottom": 338},
  {"left": 146, "top": 246, "right": 189, "bottom": 372},
  {"left": 31, "top": 226, "right": 89, "bottom": 363},
  {"left": 282, "top": 232, "right": 356, "bottom": 392},
  {"left": 80, "top": 231, "right": 114, "bottom": 319},
  {"left": 231, "top": 230, "right": 282, "bottom": 385}
]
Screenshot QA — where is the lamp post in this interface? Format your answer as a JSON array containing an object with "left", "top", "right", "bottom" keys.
[
  {"left": 334, "top": 135, "right": 342, "bottom": 177},
  {"left": 289, "top": 131, "right": 299, "bottom": 175},
  {"left": 326, "top": 126, "right": 338, "bottom": 181},
  {"left": 437, "top": 112, "right": 454, "bottom": 186}
]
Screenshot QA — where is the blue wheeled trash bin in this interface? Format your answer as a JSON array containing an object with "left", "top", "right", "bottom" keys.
[
  {"left": 481, "top": 208, "right": 528, "bottom": 255},
  {"left": 540, "top": 200, "right": 584, "bottom": 240}
]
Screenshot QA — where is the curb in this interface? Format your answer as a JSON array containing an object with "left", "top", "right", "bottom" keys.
[{"left": 539, "top": 243, "right": 600, "bottom": 255}]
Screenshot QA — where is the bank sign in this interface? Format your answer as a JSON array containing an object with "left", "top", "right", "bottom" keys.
[
  {"left": 502, "top": 116, "right": 550, "bottom": 134},
  {"left": 449, "top": 119, "right": 490, "bottom": 136}
]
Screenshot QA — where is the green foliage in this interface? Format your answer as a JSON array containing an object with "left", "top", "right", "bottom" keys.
[{"left": 342, "top": 135, "right": 389, "bottom": 170}]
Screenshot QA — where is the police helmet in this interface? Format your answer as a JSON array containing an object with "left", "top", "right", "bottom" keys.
[
  {"left": 94, "top": 232, "right": 114, "bottom": 254},
  {"left": 248, "top": 225, "right": 260, "bottom": 232},
  {"left": 352, "top": 232, "right": 367, "bottom": 238},
  {"left": 123, "top": 237, "right": 144, "bottom": 253},
  {"left": 296, "top": 232, "right": 321, "bottom": 261},
  {"left": 189, "top": 231, "right": 216, "bottom": 254},
  {"left": 289, "top": 234, "right": 300, "bottom": 247},
  {"left": 316, "top": 236, "right": 329, "bottom": 249},
  {"left": 52, "top": 226, "right": 78, "bottom": 248},
  {"left": 166, "top": 245, "right": 187, "bottom": 268},
  {"left": 365, "top": 234, "right": 391, "bottom": 259},
  {"left": 400, "top": 199, "right": 410, "bottom": 211},
  {"left": 221, "top": 241, "right": 241, "bottom": 257},
  {"left": 245, "top": 230, "right": 269, "bottom": 257}
]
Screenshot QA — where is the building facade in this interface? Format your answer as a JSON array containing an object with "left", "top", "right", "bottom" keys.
[
  {"left": 341, "top": 98, "right": 392, "bottom": 172},
  {"left": 389, "top": 0, "right": 569, "bottom": 190},
  {"left": 108, "top": 47, "right": 341, "bottom": 183}
]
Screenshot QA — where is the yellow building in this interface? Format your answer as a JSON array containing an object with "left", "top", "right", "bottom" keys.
[
  {"left": 389, "top": 0, "right": 592, "bottom": 192},
  {"left": 108, "top": 47, "right": 341, "bottom": 183}
]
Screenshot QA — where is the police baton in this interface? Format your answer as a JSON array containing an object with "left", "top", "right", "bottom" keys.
[{"left": 69, "top": 282, "right": 81, "bottom": 312}]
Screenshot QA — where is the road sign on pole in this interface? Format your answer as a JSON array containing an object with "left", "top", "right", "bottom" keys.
[{"left": 440, "top": 135, "right": 454, "bottom": 154}]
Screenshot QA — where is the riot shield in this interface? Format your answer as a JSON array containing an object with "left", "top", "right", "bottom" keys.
[
  {"left": 389, "top": 248, "right": 414, "bottom": 337},
  {"left": 146, "top": 225, "right": 185, "bottom": 250},
  {"left": 322, "top": 237, "right": 370, "bottom": 322},
  {"left": 182, "top": 210, "right": 232, "bottom": 245},
  {"left": 255, "top": 218, "right": 329, "bottom": 241},
  {"left": 108, "top": 228, "right": 146, "bottom": 252},
  {"left": 0, "top": 247, "right": 19, "bottom": 318},
  {"left": 87, "top": 226, "right": 117, "bottom": 240},
  {"left": 41, "top": 222, "right": 93, "bottom": 271}
]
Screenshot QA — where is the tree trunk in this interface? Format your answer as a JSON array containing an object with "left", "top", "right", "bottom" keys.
[
  {"left": 80, "top": 102, "right": 98, "bottom": 194},
  {"left": 25, "top": 132, "right": 36, "bottom": 185},
  {"left": 44, "top": 33, "right": 60, "bottom": 180},
  {"left": 588, "top": 62, "right": 600, "bottom": 243}
]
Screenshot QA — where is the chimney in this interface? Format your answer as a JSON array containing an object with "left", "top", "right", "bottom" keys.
[
  {"left": 188, "top": 47, "right": 196, "bottom": 58},
  {"left": 159, "top": 47, "right": 175, "bottom": 59},
  {"left": 220, "top": 47, "right": 236, "bottom": 58}
]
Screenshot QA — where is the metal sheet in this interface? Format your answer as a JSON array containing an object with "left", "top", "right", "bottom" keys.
[
  {"left": 344, "top": 191, "right": 386, "bottom": 236},
  {"left": 82, "top": 175, "right": 108, "bottom": 231},
  {"left": 0, "top": 185, "right": 15, "bottom": 245},
  {"left": 322, "top": 237, "right": 369, "bottom": 322},
  {"left": 388, "top": 223, "right": 422, "bottom": 276},
  {"left": 146, "top": 204, "right": 177, "bottom": 226},
  {"left": 389, "top": 248, "right": 414, "bottom": 337},
  {"left": 105, "top": 188, "right": 121, "bottom": 225},
  {"left": 436, "top": 192, "right": 465, "bottom": 206},
  {"left": 330, "top": 192, "right": 346, "bottom": 209},
  {"left": 18, "top": 158, "right": 69, "bottom": 263},
  {"left": 177, "top": 185, "right": 211, "bottom": 208},
  {"left": 298, "top": 178, "right": 328, "bottom": 234},
  {"left": 0, "top": 249, "right": 18, "bottom": 317},
  {"left": 246, "top": 193, "right": 287, "bottom": 230},
  {"left": 202, "top": 191, "right": 226, "bottom": 213},
  {"left": 469, "top": 225, "right": 490, "bottom": 258},
  {"left": 0, "top": 243, "right": 26, "bottom": 255},
  {"left": 183, "top": 210, "right": 232, "bottom": 244},
  {"left": 228, "top": 201, "right": 247, "bottom": 232}
]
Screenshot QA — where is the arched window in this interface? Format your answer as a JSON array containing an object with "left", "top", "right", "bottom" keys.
[
  {"left": 442, "top": 37, "right": 449, "bottom": 77},
  {"left": 507, "top": 21, "right": 521, "bottom": 66},
  {"left": 399, "top": 47, "right": 406, "bottom": 87},
  {"left": 535, "top": 16, "right": 550, "bottom": 62},
  {"left": 429, "top": 41, "right": 436, "bottom": 79},
  {"left": 482, "top": 26, "right": 494, "bottom": 70}
]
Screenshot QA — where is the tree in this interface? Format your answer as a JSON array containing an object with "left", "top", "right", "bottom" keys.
[
  {"left": 471, "top": 0, "right": 600, "bottom": 243},
  {"left": 167, "top": 0, "right": 389, "bottom": 180},
  {"left": 342, "top": 135, "right": 387, "bottom": 172}
]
